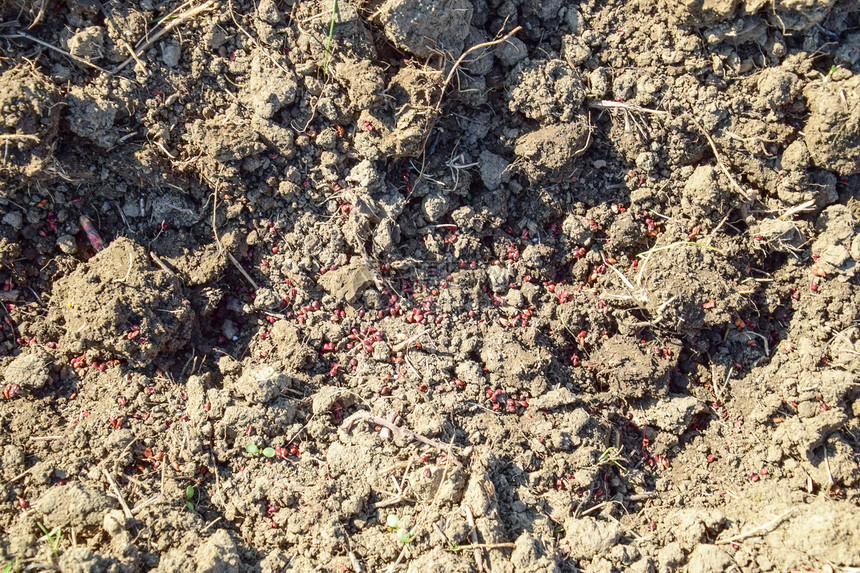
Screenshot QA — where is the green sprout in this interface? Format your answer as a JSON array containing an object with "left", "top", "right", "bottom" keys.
[
  {"left": 246, "top": 443, "right": 277, "bottom": 458},
  {"left": 396, "top": 528, "right": 415, "bottom": 544},
  {"left": 322, "top": 0, "right": 339, "bottom": 79},
  {"left": 37, "top": 523, "right": 61, "bottom": 556},
  {"left": 184, "top": 486, "right": 195, "bottom": 511},
  {"left": 385, "top": 514, "right": 413, "bottom": 543},
  {"left": 1, "top": 558, "right": 19, "bottom": 573},
  {"left": 596, "top": 446, "right": 628, "bottom": 472}
]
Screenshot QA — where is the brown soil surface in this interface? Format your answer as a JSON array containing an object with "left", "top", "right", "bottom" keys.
[{"left": 1, "top": 0, "right": 859, "bottom": 571}]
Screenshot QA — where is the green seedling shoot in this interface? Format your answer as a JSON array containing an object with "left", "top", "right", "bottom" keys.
[
  {"left": 37, "top": 522, "right": 61, "bottom": 556},
  {"left": 322, "top": 0, "right": 339, "bottom": 79},
  {"left": 185, "top": 486, "right": 195, "bottom": 511},
  {"left": 396, "top": 528, "right": 415, "bottom": 544},
  {"left": 385, "top": 514, "right": 414, "bottom": 543},
  {"left": 596, "top": 446, "right": 628, "bottom": 472},
  {"left": 246, "top": 443, "right": 276, "bottom": 458}
]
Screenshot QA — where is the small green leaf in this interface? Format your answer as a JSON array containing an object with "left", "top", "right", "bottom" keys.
[
  {"left": 263, "top": 447, "right": 275, "bottom": 458},
  {"left": 185, "top": 501, "right": 195, "bottom": 511},
  {"left": 386, "top": 514, "right": 399, "bottom": 529},
  {"left": 396, "top": 528, "right": 414, "bottom": 544},
  {"left": 185, "top": 486, "right": 194, "bottom": 500},
  {"left": 246, "top": 443, "right": 260, "bottom": 454}
]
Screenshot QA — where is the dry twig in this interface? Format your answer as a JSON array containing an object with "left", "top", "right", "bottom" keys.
[
  {"left": 0, "top": 134, "right": 40, "bottom": 142},
  {"left": 4, "top": 30, "right": 111, "bottom": 74},
  {"left": 341, "top": 411, "right": 449, "bottom": 451},
  {"left": 451, "top": 542, "right": 515, "bottom": 551},
  {"left": 715, "top": 507, "right": 796, "bottom": 545},
  {"left": 686, "top": 110, "right": 751, "bottom": 200},
  {"left": 465, "top": 504, "right": 483, "bottom": 572},
  {"left": 112, "top": 1, "right": 216, "bottom": 74},
  {"left": 211, "top": 186, "right": 258, "bottom": 289},
  {"left": 589, "top": 100, "right": 668, "bottom": 115},
  {"left": 103, "top": 468, "right": 134, "bottom": 521}
]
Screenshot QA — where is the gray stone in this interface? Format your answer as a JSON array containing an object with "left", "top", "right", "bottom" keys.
[
  {"left": 495, "top": 36, "right": 528, "bottom": 66},
  {"left": 196, "top": 529, "right": 240, "bottom": 573},
  {"left": 38, "top": 482, "right": 114, "bottom": 531},
  {"left": 68, "top": 26, "right": 105, "bottom": 60},
  {"left": 230, "top": 365, "right": 291, "bottom": 404},
  {"left": 486, "top": 264, "right": 511, "bottom": 294},
  {"left": 2, "top": 210, "right": 24, "bottom": 230},
  {"left": 687, "top": 544, "right": 734, "bottom": 573},
  {"left": 257, "top": 0, "right": 282, "bottom": 24},
  {"left": 56, "top": 234, "right": 77, "bottom": 254},
  {"left": 562, "top": 214, "right": 591, "bottom": 246},
  {"left": 5, "top": 351, "right": 52, "bottom": 390},
  {"left": 657, "top": 542, "right": 685, "bottom": 573},
  {"left": 161, "top": 43, "right": 181, "bottom": 67},
  {"left": 562, "top": 516, "right": 623, "bottom": 561},
  {"left": 643, "top": 395, "right": 707, "bottom": 433},
  {"left": 59, "top": 547, "right": 108, "bottom": 573},
  {"left": 478, "top": 150, "right": 510, "bottom": 191},
  {"left": 253, "top": 287, "right": 279, "bottom": 310},
  {"left": 422, "top": 192, "right": 454, "bottom": 222},
  {"left": 379, "top": 0, "right": 473, "bottom": 58},
  {"left": 529, "top": 387, "right": 577, "bottom": 410}
]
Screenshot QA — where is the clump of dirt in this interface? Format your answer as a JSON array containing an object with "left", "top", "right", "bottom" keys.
[
  {"left": 803, "top": 72, "right": 860, "bottom": 176},
  {"left": 47, "top": 237, "right": 193, "bottom": 367},
  {"left": 0, "top": 65, "right": 62, "bottom": 189},
  {"left": 514, "top": 119, "right": 591, "bottom": 182},
  {"left": 378, "top": 0, "right": 474, "bottom": 58}
]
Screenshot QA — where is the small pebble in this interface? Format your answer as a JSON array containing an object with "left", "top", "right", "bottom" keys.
[{"left": 56, "top": 234, "right": 77, "bottom": 254}]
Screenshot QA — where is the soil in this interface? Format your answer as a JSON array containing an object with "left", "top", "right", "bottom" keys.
[{"left": 1, "top": 0, "right": 859, "bottom": 571}]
